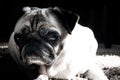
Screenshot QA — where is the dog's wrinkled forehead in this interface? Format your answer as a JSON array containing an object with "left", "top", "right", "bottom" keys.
[
  {"left": 23, "top": 7, "right": 49, "bottom": 21},
  {"left": 24, "top": 8, "right": 48, "bottom": 30},
  {"left": 23, "top": 7, "right": 52, "bottom": 25},
  {"left": 15, "top": 6, "right": 79, "bottom": 34},
  {"left": 15, "top": 7, "right": 59, "bottom": 32}
]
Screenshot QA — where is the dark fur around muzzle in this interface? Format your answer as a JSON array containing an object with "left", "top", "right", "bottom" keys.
[{"left": 21, "top": 39, "right": 56, "bottom": 66}]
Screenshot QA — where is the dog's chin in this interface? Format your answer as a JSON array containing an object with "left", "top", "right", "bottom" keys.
[{"left": 22, "top": 55, "right": 55, "bottom": 67}]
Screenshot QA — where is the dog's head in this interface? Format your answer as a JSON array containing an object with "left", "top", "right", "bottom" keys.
[{"left": 9, "top": 7, "right": 79, "bottom": 68}]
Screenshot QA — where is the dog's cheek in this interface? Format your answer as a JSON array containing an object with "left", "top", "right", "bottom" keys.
[
  {"left": 9, "top": 33, "right": 26, "bottom": 66},
  {"left": 54, "top": 45, "right": 60, "bottom": 55},
  {"left": 54, "top": 43, "right": 63, "bottom": 56}
]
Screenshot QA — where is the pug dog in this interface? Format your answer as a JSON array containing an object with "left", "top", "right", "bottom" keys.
[{"left": 8, "top": 7, "right": 108, "bottom": 80}]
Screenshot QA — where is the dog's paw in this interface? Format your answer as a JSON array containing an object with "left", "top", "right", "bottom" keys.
[{"left": 34, "top": 75, "right": 48, "bottom": 80}]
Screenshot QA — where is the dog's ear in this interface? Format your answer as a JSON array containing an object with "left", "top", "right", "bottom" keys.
[
  {"left": 23, "top": 6, "right": 39, "bottom": 14},
  {"left": 23, "top": 7, "right": 32, "bottom": 14},
  {"left": 53, "top": 7, "right": 80, "bottom": 34}
]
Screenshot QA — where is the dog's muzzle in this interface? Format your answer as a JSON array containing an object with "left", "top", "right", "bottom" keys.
[{"left": 21, "top": 40, "right": 56, "bottom": 66}]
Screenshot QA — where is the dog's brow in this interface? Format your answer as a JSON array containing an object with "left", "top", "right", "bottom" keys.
[
  {"left": 30, "top": 11, "right": 46, "bottom": 31},
  {"left": 30, "top": 15, "right": 38, "bottom": 30}
]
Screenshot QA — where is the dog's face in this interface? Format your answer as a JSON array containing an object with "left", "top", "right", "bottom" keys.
[{"left": 9, "top": 7, "right": 79, "bottom": 68}]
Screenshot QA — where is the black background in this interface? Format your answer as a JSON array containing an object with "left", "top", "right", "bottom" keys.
[{"left": 0, "top": 0, "right": 119, "bottom": 48}]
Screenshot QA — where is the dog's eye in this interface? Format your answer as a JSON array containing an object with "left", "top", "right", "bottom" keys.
[
  {"left": 48, "top": 34, "right": 58, "bottom": 41},
  {"left": 14, "top": 33, "right": 24, "bottom": 47},
  {"left": 47, "top": 32, "right": 60, "bottom": 44},
  {"left": 14, "top": 33, "right": 22, "bottom": 41}
]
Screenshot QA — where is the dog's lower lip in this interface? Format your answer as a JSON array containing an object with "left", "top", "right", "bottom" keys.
[
  {"left": 25, "top": 56, "right": 43, "bottom": 65},
  {"left": 24, "top": 55, "right": 55, "bottom": 66}
]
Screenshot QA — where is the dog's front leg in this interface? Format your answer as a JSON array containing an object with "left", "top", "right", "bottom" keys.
[
  {"left": 34, "top": 75, "right": 48, "bottom": 80},
  {"left": 86, "top": 64, "right": 108, "bottom": 80}
]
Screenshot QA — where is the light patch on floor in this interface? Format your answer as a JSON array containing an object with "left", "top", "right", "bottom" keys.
[{"left": 96, "top": 55, "right": 120, "bottom": 68}]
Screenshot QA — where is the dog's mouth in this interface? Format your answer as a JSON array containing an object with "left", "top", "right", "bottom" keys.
[
  {"left": 24, "top": 53, "right": 55, "bottom": 66},
  {"left": 24, "top": 56, "right": 45, "bottom": 65}
]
